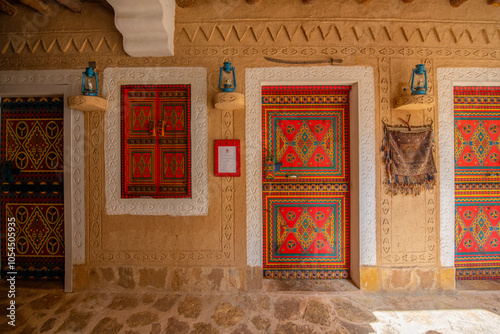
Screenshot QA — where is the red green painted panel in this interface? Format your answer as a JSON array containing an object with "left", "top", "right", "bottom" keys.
[
  {"left": 262, "top": 86, "right": 350, "bottom": 279},
  {"left": 454, "top": 86, "right": 500, "bottom": 280}
]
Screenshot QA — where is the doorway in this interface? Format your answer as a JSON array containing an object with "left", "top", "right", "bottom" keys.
[
  {"left": 261, "top": 85, "right": 351, "bottom": 279},
  {"left": 1, "top": 96, "right": 65, "bottom": 280},
  {"left": 454, "top": 86, "right": 500, "bottom": 280}
]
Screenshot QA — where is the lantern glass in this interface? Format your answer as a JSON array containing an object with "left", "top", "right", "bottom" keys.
[
  {"left": 82, "top": 62, "right": 99, "bottom": 96},
  {"left": 219, "top": 61, "right": 236, "bottom": 92},
  {"left": 410, "top": 64, "right": 427, "bottom": 95}
]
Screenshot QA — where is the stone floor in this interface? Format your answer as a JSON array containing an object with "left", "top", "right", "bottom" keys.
[{"left": 1, "top": 279, "right": 500, "bottom": 333}]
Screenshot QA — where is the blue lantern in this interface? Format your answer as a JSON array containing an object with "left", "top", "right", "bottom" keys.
[
  {"left": 82, "top": 61, "right": 99, "bottom": 96},
  {"left": 410, "top": 64, "right": 427, "bottom": 95},
  {"left": 218, "top": 61, "right": 236, "bottom": 92}
]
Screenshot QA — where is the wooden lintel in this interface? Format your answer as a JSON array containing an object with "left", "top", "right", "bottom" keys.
[
  {"left": 487, "top": 0, "right": 500, "bottom": 6},
  {"left": 54, "top": 0, "right": 84, "bottom": 13},
  {"left": 18, "top": 0, "right": 50, "bottom": 15},
  {"left": 0, "top": 0, "right": 16, "bottom": 15},
  {"left": 356, "top": 0, "right": 372, "bottom": 4},
  {"left": 303, "top": 0, "right": 316, "bottom": 4},
  {"left": 246, "top": 0, "right": 261, "bottom": 5},
  {"left": 176, "top": 0, "right": 197, "bottom": 8},
  {"left": 450, "top": 0, "right": 470, "bottom": 7},
  {"left": 402, "top": 0, "right": 415, "bottom": 3}
]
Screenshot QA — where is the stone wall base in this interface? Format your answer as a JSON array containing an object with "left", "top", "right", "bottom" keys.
[
  {"left": 73, "top": 265, "right": 456, "bottom": 292},
  {"left": 73, "top": 265, "right": 263, "bottom": 292},
  {"left": 360, "top": 266, "right": 455, "bottom": 292}
]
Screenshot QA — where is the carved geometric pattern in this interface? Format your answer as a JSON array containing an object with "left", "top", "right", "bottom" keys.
[
  {"left": 264, "top": 195, "right": 349, "bottom": 279},
  {"left": 454, "top": 86, "right": 500, "bottom": 280},
  {"left": 2, "top": 18, "right": 500, "bottom": 58},
  {"left": 380, "top": 58, "right": 438, "bottom": 266}
]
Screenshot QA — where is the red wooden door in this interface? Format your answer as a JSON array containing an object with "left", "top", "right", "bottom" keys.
[
  {"left": 121, "top": 85, "right": 191, "bottom": 198},
  {"left": 262, "top": 86, "right": 350, "bottom": 279},
  {"left": 454, "top": 86, "right": 500, "bottom": 280},
  {"left": 1, "top": 96, "right": 64, "bottom": 280}
]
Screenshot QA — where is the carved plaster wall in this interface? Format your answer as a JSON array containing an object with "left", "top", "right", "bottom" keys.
[
  {"left": 437, "top": 67, "right": 500, "bottom": 268},
  {"left": 1, "top": 5, "right": 499, "bottom": 69},
  {"left": 103, "top": 67, "right": 208, "bottom": 216},
  {"left": 245, "top": 66, "right": 376, "bottom": 267},
  {"left": 378, "top": 58, "right": 439, "bottom": 268},
  {"left": 0, "top": 70, "right": 86, "bottom": 291}
]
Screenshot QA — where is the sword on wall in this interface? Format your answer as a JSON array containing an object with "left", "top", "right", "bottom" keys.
[{"left": 264, "top": 57, "right": 343, "bottom": 65}]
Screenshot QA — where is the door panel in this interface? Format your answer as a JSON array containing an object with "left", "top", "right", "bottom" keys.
[
  {"left": 121, "top": 85, "right": 191, "bottom": 198},
  {"left": 1, "top": 96, "right": 64, "bottom": 280},
  {"left": 262, "top": 85, "right": 350, "bottom": 279},
  {"left": 454, "top": 86, "right": 500, "bottom": 280}
]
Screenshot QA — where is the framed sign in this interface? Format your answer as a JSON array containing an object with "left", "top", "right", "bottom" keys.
[{"left": 214, "top": 140, "right": 240, "bottom": 177}]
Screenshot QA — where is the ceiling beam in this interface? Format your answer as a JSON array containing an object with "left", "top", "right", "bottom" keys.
[
  {"left": 0, "top": 0, "right": 16, "bottom": 15},
  {"left": 96, "top": 0, "right": 114, "bottom": 12},
  {"left": 450, "top": 0, "right": 470, "bottom": 7},
  {"left": 54, "top": 0, "right": 84, "bottom": 13},
  {"left": 18, "top": 0, "right": 50, "bottom": 15}
]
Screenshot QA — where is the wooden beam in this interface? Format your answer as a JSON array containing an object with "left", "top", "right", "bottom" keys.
[
  {"left": 18, "top": 0, "right": 50, "bottom": 15},
  {"left": 0, "top": 0, "right": 16, "bottom": 15},
  {"left": 246, "top": 0, "right": 261, "bottom": 5},
  {"left": 402, "top": 0, "right": 415, "bottom": 3},
  {"left": 96, "top": 0, "right": 114, "bottom": 12},
  {"left": 54, "top": 0, "right": 84, "bottom": 13},
  {"left": 488, "top": 0, "right": 500, "bottom": 6},
  {"left": 450, "top": 0, "right": 470, "bottom": 7},
  {"left": 303, "top": 0, "right": 316, "bottom": 4},
  {"left": 176, "top": 0, "right": 197, "bottom": 7},
  {"left": 356, "top": 0, "right": 372, "bottom": 4}
]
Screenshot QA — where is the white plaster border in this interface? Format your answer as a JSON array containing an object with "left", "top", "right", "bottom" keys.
[
  {"left": 245, "top": 66, "right": 377, "bottom": 267},
  {"left": 103, "top": 67, "right": 208, "bottom": 216},
  {"left": 437, "top": 67, "right": 500, "bottom": 268},
  {"left": 0, "top": 70, "right": 86, "bottom": 292}
]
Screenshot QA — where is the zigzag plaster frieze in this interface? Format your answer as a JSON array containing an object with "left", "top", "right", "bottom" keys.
[
  {"left": 175, "top": 21, "right": 500, "bottom": 45},
  {"left": 0, "top": 20, "right": 498, "bottom": 58},
  {"left": 0, "top": 33, "right": 123, "bottom": 55}
]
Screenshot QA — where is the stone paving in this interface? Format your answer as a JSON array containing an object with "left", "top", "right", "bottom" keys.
[{"left": 1, "top": 280, "right": 500, "bottom": 333}]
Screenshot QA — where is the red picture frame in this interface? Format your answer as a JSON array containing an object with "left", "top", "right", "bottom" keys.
[{"left": 214, "top": 140, "right": 240, "bottom": 177}]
